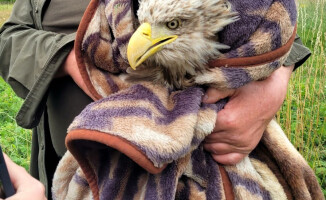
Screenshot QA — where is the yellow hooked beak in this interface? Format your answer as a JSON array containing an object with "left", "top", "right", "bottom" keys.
[{"left": 127, "top": 23, "right": 178, "bottom": 70}]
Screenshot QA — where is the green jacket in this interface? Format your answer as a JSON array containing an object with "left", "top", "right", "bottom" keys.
[
  {"left": 0, "top": 0, "right": 311, "bottom": 199},
  {"left": 0, "top": 0, "right": 75, "bottom": 128},
  {"left": 0, "top": 0, "right": 77, "bottom": 198}
]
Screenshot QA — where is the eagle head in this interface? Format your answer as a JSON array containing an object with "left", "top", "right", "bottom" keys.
[{"left": 127, "top": 0, "right": 237, "bottom": 89}]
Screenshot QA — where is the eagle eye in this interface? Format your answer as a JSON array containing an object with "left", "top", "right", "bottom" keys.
[{"left": 166, "top": 19, "right": 180, "bottom": 30}]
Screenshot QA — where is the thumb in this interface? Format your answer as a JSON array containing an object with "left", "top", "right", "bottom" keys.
[{"left": 202, "top": 88, "right": 236, "bottom": 104}]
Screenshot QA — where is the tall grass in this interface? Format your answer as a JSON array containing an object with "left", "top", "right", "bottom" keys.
[
  {"left": 0, "top": 0, "right": 325, "bottom": 196},
  {"left": 276, "top": 0, "right": 326, "bottom": 195}
]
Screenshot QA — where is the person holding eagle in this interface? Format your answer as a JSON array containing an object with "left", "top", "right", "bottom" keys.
[{"left": 0, "top": 0, "right": 321, "bottom": 199}]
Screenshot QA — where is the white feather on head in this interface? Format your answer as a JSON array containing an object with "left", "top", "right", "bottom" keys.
[{"left": 127, "top": 0, "right": 237, "bottom": 89}]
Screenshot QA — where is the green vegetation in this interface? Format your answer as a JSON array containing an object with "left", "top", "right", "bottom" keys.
[
  {"left": 0, "top": 0, "right": 325, "bottom": 196},
  {"left": 0, "top": 3, "right": 13, "bottom": 26},
  {"left": 0, "top": 3, "right": 31, "bottom": 170},
  {"left": 276, "top": 0, "right": 326, "bottom": 195},
  {"left": 0, "top": 77, "right": 31, "bottom": 170},
  {"left": 0, "top": 0, "right": 15, "bottom": 4}
]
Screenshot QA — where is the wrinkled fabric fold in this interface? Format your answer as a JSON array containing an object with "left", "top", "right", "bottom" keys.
[{"left": 52, "top": 0, "right": 324, "bottom": 199}]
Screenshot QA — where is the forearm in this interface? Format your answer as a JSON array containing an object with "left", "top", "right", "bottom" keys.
[
  {"left": 0, "top": 19, "right": 75, "bottom": 98},
  {"left": 0, "top": 26, "right": 74, "bottom": 128},
  {"left": 0, "top": 0, "right": 76, "bottom": 128}
]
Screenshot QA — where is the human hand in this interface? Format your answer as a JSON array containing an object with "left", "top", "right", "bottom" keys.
[
  {"left": 56, "top": 47, "right": 96, "bottom": 100},
  {"left": 0, "top": 153, "right": 46, "bottom": 200},
  {"left": 203, "top": 65, "right": 294, "bottom": 165}
]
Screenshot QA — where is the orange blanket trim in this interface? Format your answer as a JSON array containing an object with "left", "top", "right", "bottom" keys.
[
  {"left": 66, "top": 129, "right": 167, "bottom": 172},
  {"left": 66, "top": 129, "right": 236, "bottom": 200},
  {"left": 73, "top": 4, "right": 296, "bottom": 199},
  {"left": 75, "top": 0, "right": 103, "bottom": 100},
  {"left": 208, "top": 25, "right": 297, "bottom": 68},
  {"left": 75, "top": 0, "right": 297, "bottom": 101},
  {"left": 219, "top": 165, "right": 235, "bottom": 200},
  {"left": 66, "top": 129, "right": 167, "bottom": 195}
]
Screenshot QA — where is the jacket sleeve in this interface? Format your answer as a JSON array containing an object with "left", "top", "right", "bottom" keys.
[
  {"left": 0, "top": 0, "right": 75, "bottom": 128},
  {"left": 284, "top": 35, "right": 311, "bottom": 70}
]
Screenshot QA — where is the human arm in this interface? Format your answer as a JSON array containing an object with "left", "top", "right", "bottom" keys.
[
  {"left": 0, "top": 0, "right": 75, "bottom": 128},
  {"left": 55, "top": 47, "right": 96, "bottom": 100},
  {"left": 203, "top": 65, "right": 294, "bottom": 165},
  {"left": 202, "top": 35, "right": 311, "bottom": 165},
  {"left": 0, "top": 153, "right": 46, "bottom": 200}
]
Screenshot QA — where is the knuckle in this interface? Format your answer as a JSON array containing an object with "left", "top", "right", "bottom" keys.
[
  {"left": 239, "top": 135, "right": 260, "bottom": 151},
  {"left": 219, "top": 112, "right": 237, "bottom": 128},
  {"left": 224, "top": 131, "right": 244, "bottom": 144},
  {"left": 239, "top": 139, "right": 252, "bottom": 149},
  {"left": 228, "top": 133, "right": 243, "bottom": 143}
]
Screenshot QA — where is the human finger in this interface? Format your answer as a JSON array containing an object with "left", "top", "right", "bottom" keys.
[
  {"left": 3, "top": 153, "right": 33, "bottom": 190},
  {"left": 211, "top": 153, "right": 247, "bottom": 165},
  {"left": 203, "top": 142, "right": 238, "bottom": 155},
  {"left": 204, "top": 140, "right": 253, "bottom": 154},
  {"left": 202, "top": 87, "right": 235, "bottom": 104},
  {"left": 204, "top": 130, "right": 232, "bottom": 144},
  {"left": 3, "top": 154, "right": 46, "bottom": 200}
]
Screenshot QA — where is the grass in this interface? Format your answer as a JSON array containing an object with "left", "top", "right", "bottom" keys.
[
  {"left": 276, "top": 0, "right": 326, "bottom": 195},
  {"left": 0, "top": 0, "right": 325, "bottom": 196},
  {"left": 0, "top": 77, "right": 31, "bottom": 170},
  {"left": 0, "top": 3, "right": 12, "bottom": 26},
  {"left": 0, "top": 3, "right": 31, "bottom": 170},
  {"left": 0, "top": 3, "right": 31, "bottom": 166}
]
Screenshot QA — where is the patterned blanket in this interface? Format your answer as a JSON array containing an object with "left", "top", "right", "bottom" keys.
[{"left": 52, "top": 0, "right": 324, "bottom": 199}]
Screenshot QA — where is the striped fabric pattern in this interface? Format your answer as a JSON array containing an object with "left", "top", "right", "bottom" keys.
[
  {"left": 53, "top": 118, "right": 323, "bottom": 200},
  {"left": 68, "top": 84, "right": 220, "bottom": 167},
  {"left": 52, "top": 0, "right": 324, "bottom": 199},
  {"left": 77, "top": 0, "right": 297, "bottom": 98}
]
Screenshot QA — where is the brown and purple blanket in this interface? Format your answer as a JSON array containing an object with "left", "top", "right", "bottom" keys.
[{"left": 52, "top": 0, "right": 324, "bottom": 199}]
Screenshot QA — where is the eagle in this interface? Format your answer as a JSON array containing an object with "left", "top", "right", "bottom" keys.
[{"left": 126, "top": 0, "right": 237, "bottom": 89}]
